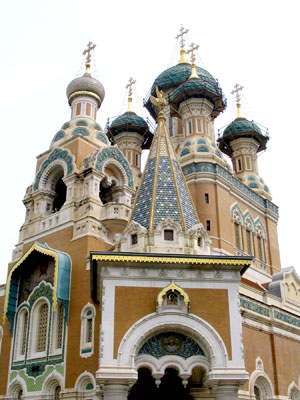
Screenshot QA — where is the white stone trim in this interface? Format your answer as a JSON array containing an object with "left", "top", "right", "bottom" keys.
[
  {"left": 80, "top": 302, "right": 96, "bottom": 358},
  {"left": 7, "top": 376, "right": 27, "bottom": 398},
  {"left": 42, "top": 370, "right": 64, "bottom": 396},
  {"left": 75, "top": 370, "right": 97, "bottom": 397},
  {"left": 249, "top": 358, "right": 274, "bottom": 400}
]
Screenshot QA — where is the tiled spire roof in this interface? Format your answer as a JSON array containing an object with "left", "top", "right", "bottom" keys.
[{"left": 130, "top": 105, "right": 199, "bottom": 233}]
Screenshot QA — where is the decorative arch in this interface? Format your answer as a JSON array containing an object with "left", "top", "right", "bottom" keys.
[
  {"left": 249, "top": 358, "right": 274, "bottom": 400},
  {"left": 39, "top": 162, "right": 65, "bottom": 192},
  {"left": 7, "top": 376, "right": 26, "bottom": 398},
  {"left": 34, "top": 148, "right": 74, "bottom": 191},
  {"left": 42, "top": 370, "right": 64, "bottom": 397},
  {"left": 28, "top": 297, "right": 50, "bottom": 356},
  {"left": 288, "top": 382, "right": 300, "bottom": 400},
  {"left": 80, "top": 302, "right": 96, "bottom": 358},
  {"left": 231, "top": 203, "right": 243, "bottom": 224},
  {"left": 117, "top": 312, "right": 228, "bottom": 369},
  {"left": 243, "top": 210, "right": 255, "bottom": 231},
  {"left": 95, "top": 147, "right": 134, "bottom": 188},
  {"left": 254, "top": 217, "right": 267, "bottom": 239},
  {"left": 157, "top": 281, "right": 190, "bottom": 308},
  {"left": 75, "top": 370, "right": 96, "bottom": 393}
]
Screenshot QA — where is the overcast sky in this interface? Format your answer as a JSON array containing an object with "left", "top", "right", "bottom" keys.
[{"left": 0, "top": 0, "right": 299, "bottom": 283}]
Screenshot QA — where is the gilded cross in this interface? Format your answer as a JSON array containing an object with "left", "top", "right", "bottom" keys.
[
  {"left": 231, "top": 83, "right": 244, "bottom": 104},
  {"left": 83, "top": 41, "right": 96, "bottom": 65},
  {"left": 176, "top": 26, "right": 189, "bottom": 49},
  {"left": 126, "top": 77, "right": 136, "bottom": 98},
  {"left": 187, "top": 42, "right": 199, "bottom": 64}
]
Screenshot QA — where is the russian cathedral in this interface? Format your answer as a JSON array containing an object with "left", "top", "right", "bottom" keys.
[{"left": 1, "top": 29, "right": 300, "bottom": 400}]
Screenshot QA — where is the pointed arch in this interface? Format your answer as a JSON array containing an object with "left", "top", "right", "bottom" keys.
[
  {"left": 42, "top": 370, "right": 64, "bottom": 397},
  {"left": 75, "top": 370, "right": 96, "bottom": 394},
  {"left": 7, "top": 376, "right": 26, "bottom": 398},
  {"left": 230, "top": 203, "right": 243, "bottom": 224},
  {"left": 254, "top": 217, "right": 267, "bottom": 239}
]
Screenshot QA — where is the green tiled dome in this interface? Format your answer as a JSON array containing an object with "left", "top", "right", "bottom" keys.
[
  {"left": 110, "top": 111, "right": 148, "bottom": 136},
  {"left": 223, "top": 118, "right": 262, "bottom": 136},
  {"left": 219, "top": 117, "right": 268, "bottom": 156},
  {"left": 169, "top": 77, "right": 226, "bottom": 119},
  {"left": 145, "top": 63, "right": 226, "bottom": 119}
]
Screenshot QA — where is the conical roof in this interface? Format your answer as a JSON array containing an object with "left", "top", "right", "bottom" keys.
[{"left": 130, "top": 108, "right": 199, "bottom": 233}]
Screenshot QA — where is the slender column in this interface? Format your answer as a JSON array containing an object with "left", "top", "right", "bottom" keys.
[
  {"left": 213, "top": 384, "right": 240, "bottom": 400},
  {"left": 103, "top": 382, "right": 129, "bottom": 400}
]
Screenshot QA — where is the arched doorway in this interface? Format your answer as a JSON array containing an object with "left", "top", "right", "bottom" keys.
[
  {"left": 52, "top": 176, "right": 67, "bottom": 212},
  {"left": 128, "top": 367, "right": 193, "bottom": 400}
]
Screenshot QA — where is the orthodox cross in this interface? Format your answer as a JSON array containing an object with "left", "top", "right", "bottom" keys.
[
  {"left": 176, "top": 26, "right": 189, "bottom": 49},
  {"left": 83, "top": 41, "right": 96, "bottom": 65},
  {"left": 231, "top": 83, "right": 243, "bottom": 104},
  {"left": 126, "top": 77, "right": 136, "bottom": 98},
  {"left": 187, "top": 42, "right": 199, "bottom": 64}
]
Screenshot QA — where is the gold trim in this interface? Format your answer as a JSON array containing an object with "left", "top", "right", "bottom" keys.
[
  {"left": 157, "top": 280, "right": 190, "bottom": 307},
  {"left": 68, "top": 90, "right": 101, "bottom": 104},
  {"left": 3, "top": 243, "right": 59, "bottom": 324},
  {"left": 91, "top": 253, "right": 252, "bottom": 266}
]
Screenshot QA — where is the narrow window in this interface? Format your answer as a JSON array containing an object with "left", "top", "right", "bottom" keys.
[
  {"left": 86, "top": 317, "right": 93, "bottom": 343},
  {"left": 206, "top": 220, "right": 211, "bottom": 231},
  {"left": 197, "top": 237, "right": 202, "bottom": 247},
  {"left": 236, "top": 158, "right": 242, "bottom": 172},
  {"left": 86, "top": 103, "right": 91, "bottom": 116},
  {"left": 21, "top": 311, "right": 28, "bottom": 355},
  {"left": 164, "top": 229, "right": 174, "bottom": 241},
  {"left": 169, "top": 116, "right": 173, "bottom": 136},
  {"left": 76, "top": 103, "right": 81, "bottom": 116},
  {"left": 246, "top": 230, "right": 253, "bottom": 255},
  {"left": 36, "top": 303, "right": 48, "bottom": 352},
  {"left": 55, "top": 386, "right": 61, "bottom": 400},
  {"left": 80, "top": 305, "right": 95, "bottom": 357},
  {"left": 135, "top": 153, "right": 139, "bottom": 167},
  {"left": 258, "top": 236, "right": 265, "bottom": 263},
  {"left": 18, "top": 390, "right": 23, "bottom": 400},
  {"left": 234, "top": 222, "right": 242, "bottom": 250},
  {"left": 187, "top": 120, "right": 192, "bottom": 135},
  {"left": 205, "top": 193, "right": 209, "bottom": 204},
  {"left": 131, "top": 233, "right": 138, "bottom": 245},
  {"left": 56, "top": 304, "right": 64, "bottom": 349}
]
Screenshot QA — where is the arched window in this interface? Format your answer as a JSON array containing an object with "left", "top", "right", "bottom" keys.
[
  {"left": 54, "top": 385, "right": 61, "bottom": 400},
  {"left": 37, "top": 303, "right": 49, "bottom": 352},
  {"left": 52, "top": 176, "right": 67, "bottom": 212},
  {"left": 258, "top": 235, "right": 265, "bottom": 263},
  {"left": 51, "top": 303, "right": 64, "bottom": 353},
  {"left": 80, "top": 303, "right": 95, "bottom": 357},
  {"left": 14, "top": 308, "right": 29, "bottom": 360}
]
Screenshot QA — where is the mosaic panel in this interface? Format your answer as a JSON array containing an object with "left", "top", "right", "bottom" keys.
[
  {"left": 75, "top": 120, "right": 88, "bottom": 126},
  {"left": 274, "top": 310, "right": 300, "bottom": 327},
  {"left": 138, "top": 332, "right": 205, "bottom": 359},
  {"left": 10, "top": 365, "right": 64, "bottom": 392},
  {"left": 53, "top": 131, "right": 65, "bottom": 142},
  {"left": 180, "top": 148, "right": 190, "bottom": 157},
  {"left": 96, "top": 132, "right": 108, "bottom": 144},
  {"left": 94, "top": 123, "right": 101, "bottom": 130},
  {"left": 240, "top": 297, "right": 270, "bottom": 317},
  {"left": 61, "top": 122, "right": 70, "bottom": 129},
  {"left": 72, "top": 127, "right": 89, "bottom": 136}
]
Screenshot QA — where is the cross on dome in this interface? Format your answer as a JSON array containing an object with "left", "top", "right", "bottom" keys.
[
  {"left": 187, "top": 42, "right": 199, "bottom": 79},
  {"left": 231, "top": 83, "right": 244, "bottom": 118},
  {"left": 126, "top": 77, "right": 136, "bottom": 112},
  {"left": 176, "top": 26, "right": 189, "bottom": 49},
  {"left": 83, "top": 41, "right": 96, "bottom": 74}
]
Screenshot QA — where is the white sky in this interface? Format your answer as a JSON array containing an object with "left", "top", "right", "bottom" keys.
[{"left": 0, "top": 0, "right": 299, "bottom": 284}]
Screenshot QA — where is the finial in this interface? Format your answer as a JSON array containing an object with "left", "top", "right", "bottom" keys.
[
  {"left": 150, "top": 86, "right": 167, "bottom": 118},
  {"left": 176, "top": 26, "right": 189, "bottom": 64},
  {"left": 83, "top": 41, "right": 96, "bottom": 74},
  {"left": 231, "top": 83, "right": 244, "bottom": 118},
  {"left": 126, "top": 77, "right": 136, "bottom": 112},
  {"left": 187, "top": 42, "right": 199, "bottom": 79}
]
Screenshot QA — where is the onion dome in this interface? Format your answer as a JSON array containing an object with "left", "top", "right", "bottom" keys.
[
  {"left": 218, "top": 117, "right": 269, "bottom": 156},
  {"left": 144, "top": 63, "right": 226, "bottom": 119},
  {"left": 110, "top": 111, "right": 148, "bottom": 136},
  {"left": 66, "top": 72, "right": 105, "bottom": 108}
]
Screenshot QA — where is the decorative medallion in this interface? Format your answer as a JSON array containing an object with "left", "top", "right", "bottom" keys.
[{"left": 138, "top": 332, "right": 205, "bottom": 359}]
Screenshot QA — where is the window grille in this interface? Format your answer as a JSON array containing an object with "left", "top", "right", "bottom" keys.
[
  {"left": 56, "top": 304, "right": 64, "bottom": 349},
  {"left": 21, "top": 311, "right": 28, "bottom": 355},
  {"left": 87, "top": 318, "right": 93, "bottom": 343},
  {"left": 37, "top": 303, "right": 48, "bottom": 352}
]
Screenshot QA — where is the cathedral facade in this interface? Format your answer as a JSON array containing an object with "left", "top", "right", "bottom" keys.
[{"left": 0, "top": 36, "right": 300, "bottom": 400}]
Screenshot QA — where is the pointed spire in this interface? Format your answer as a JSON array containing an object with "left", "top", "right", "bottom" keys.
[
  {"left": 231, "top": 83, "right": 244, "bottom": 118},
  {"left": 187, "top": 42, "right": 199, "bottom": 79},
  {"left": 125, "top": 77, "right": 136, "bottom": 112},
  {"left": 83, "top": 41, "right": 96, "bottom": 75},
  {"left": 176, "top": 26, "right": 189, "bottom": 64},
  {"left": 129, "top": 87, "right": 199, "bottom": 233}
]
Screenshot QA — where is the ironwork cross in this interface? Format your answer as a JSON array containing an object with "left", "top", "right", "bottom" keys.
[
  {"left": 187, "top": 42, "right": 199, "bottom": 64},
  {"left": 126, "top": 77, "right": 136, "bottom": 97},
  {"left": 176, "top": 26, "right": 189, "bottom": 49},
  {"left": 231, "top": 83, "right": 244, "bottom": 104},
  {"left": 83, "top": 41, "right": 96, "bottom": 64}
]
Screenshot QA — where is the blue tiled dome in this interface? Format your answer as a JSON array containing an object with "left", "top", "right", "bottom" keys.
[
  {"left": 223, "top": 118, "right": 262, "bottom": 136},
  {"left": 145, "top": 63, "right": 226, "bottom": 119},
  {"left": 110, "top": 111, "right": 148, "bottom": 136}
]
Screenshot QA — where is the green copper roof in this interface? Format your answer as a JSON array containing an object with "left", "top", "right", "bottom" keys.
[
  {"left": 218, "top": 117, "right": 269, "bottom": 156},
  {"left": 223, "top": 118, "right": 262, "bottom": 136},
  {"left": 144, "top": 63, "right": 226, "bottom": 119},
  {"left": 110, "top": 111, "right": 148, "bottom": 136}
]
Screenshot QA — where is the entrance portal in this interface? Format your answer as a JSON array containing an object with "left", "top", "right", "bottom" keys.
[{"left": 128, "top": 367, "right": 193, "bottom": 400}]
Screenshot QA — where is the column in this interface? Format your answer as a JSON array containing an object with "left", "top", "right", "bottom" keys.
[
  {"left": 213, "top": 384, "right": 240, "bottom": 400},
  {"left": 103, "top": 382, "right": 129, "bottom": 400}
]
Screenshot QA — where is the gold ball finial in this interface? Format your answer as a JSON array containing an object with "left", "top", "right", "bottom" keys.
[
  {"left": 126, "top": 77, "right": 136, "bottom": 112},
  {"left": 231, "top": 83, "right": 244, "bottom": 118},
  {"left": 83, "top": 41, "right": 96, "bottom": 74}
]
